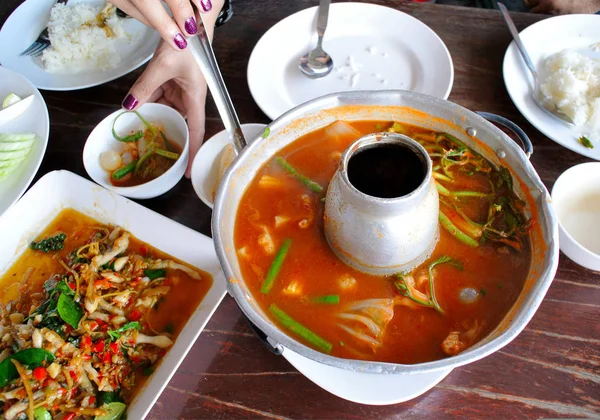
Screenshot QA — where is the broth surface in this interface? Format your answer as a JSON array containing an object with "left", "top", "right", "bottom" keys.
[{"left": 234, "top": 121, "right": 531, "bottom": 363}]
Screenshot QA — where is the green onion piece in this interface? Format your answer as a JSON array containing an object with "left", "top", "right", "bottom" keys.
[
  {"left": 275, "top": 157, "right": 324, "bottom": 193},
  {"left": 269, "top": 304, "right": 332, "bottom": 353},
  {"left": 159, "top": 130, "right": 171, "bottom": 151},
  {"left": 134, "top": 110, "right": 158, "bottom": 136},
  {"left": 579, "top": 136, "right": 594, "bottom": 149},
  {"left": 262, "top": 127, "right": 270, "bottom": 138},
  {"left": 154, "top": 149, "right": 180, "bottom": 160},
  {"left": 135, "top": 149, "right": 154, "bottom": 173},
  {"left": 112, "top": 161, "right": 137, "bottom": 180},
  {"left": 111, "top": 112, "right": 143, "bottom": 143},
  {"left": 261, "top": 238, "right": 292, "bottom": 294},
  {"left": 311, "top": 295, "right": 340, "bottom": 305},
  {"left": 144, "top": 268, "right": 166, "bottom": 280},
  {"left": 439, "top": 212, "right": 479, "bottom": 247}
]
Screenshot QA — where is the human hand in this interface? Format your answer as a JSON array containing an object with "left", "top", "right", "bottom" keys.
[
  {"left": 122, "top": 40, "right": 207, "bottom": 177},
  {"left": 108, "top": 0, "right": 223, "bottom": 51},
  {"left": 526, "top": 0, "right": 600, "bottom": 14}
]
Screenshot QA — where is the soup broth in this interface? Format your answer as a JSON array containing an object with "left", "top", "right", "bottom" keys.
[{"left": 234, "top": 121, "right": 532, "bottom": 363}]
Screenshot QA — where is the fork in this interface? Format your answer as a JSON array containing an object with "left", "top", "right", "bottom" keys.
[{"left": 20, "top": 0, "right": 68, "bottom": 57}]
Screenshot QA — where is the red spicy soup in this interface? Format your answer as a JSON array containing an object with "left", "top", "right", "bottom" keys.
[{"left": 234, "top": 121, "right": 531, "bottom": 363}]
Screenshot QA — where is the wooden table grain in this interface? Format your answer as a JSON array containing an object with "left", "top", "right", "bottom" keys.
[{"left": 1, "top": 1, "right": 599, "bottom": 418}]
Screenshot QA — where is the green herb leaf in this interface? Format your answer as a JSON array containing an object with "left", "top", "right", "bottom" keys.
[
  {"left": 57, "top": 293, "right": 83, "bottom": 328},
  {"left": 107, "top": 322, "right": 141, "bottom": 341},
  {"left": 579, "top": 136, "right": 594, "bottom": 149},
  {"left": 34, "top": 407, "right": 52, "bottom": 420},
  {"left": 261, "top": 127, "right": 270, "bottom": 139},
  {"left": 98, "top": 391, "right": 123, "bottom": 406},
  {"left": 0, "top": 348, "right": 55, "bottom": 387},
  {"left": 144, "top": 268, "right": 166, "bottom": 280},
  {"left": 30, "top": 233, "right": 66, "bottom": 252},
  {"left": 142, "top": 366, "right": 155, "bottom": 376}
]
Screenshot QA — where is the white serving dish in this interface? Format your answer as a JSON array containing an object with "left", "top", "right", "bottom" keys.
[
  {"left": 191, "top": 123, "right": 266, "bottom": 208},
  {"left": 551, "top": 162, "right": 600, "bottom": 271},
  {"left": 0, "top": 170, "right": 227, "bottom": 419},
  {"left": 83, "top": 103, "right": 189, "bottom": 199}
]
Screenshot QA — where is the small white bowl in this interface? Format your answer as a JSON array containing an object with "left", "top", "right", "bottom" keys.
[
  {"left": 83, "top": 103, "right": 189, "bottom": 199},
  {"left": 551, "top": 162, "right": 600, "bottom": 271},
  {"left": 191, "top": 123, "right": 266, "bottom": 208}
]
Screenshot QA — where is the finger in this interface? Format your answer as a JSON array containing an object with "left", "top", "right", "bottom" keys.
[
  {"left": 108, "top": 0, "right": 150, "bottom": 26},
  {"left": 184, "top": 96, "right": 206, "bottom": 178},
  {"left": 165, "top": 0, "right": 197, "bottom": 36},
  {"left": 122, "top": 57, "right": 173, "bottom": 110},
  {"left": 130, "top": 0, "right": 188, "bottom": 51},
  {"left": 147, "top": 86, "right": 165, "bottom": 103}
]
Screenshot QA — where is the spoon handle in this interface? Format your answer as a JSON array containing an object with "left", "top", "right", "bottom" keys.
[
  {"left": 188, "top": 17, "right": 247, "bottom": 153},
  {"left": 498, "top": 2, "right": 537, "bottom": 79},
  {"left": 316, "top": 0, "right": 330, "bottom": 40}
]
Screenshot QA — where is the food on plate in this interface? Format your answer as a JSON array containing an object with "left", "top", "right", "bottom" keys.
[
  {"left": 0, "top": 209, "right": 212, "bottom": 419},
  {"left": 41, "top": 3, "right": 127, "bottom": 73},
  {"left": 0, "top": 133, "right": 37, "bottom": 181},
  {"left": 0, "top": 94, "right": 34, "bottom": 126},
  {"left": 101, "top": 112, "right": 180, "bottom": 187},
  {"left": 234, "top": 120, "right": 533, "bottom": 363},
  {"left": 538, "top": 50, "right": 600, "bottom": 132}
]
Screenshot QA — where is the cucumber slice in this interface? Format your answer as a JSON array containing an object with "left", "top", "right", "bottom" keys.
[{"left": 2, "top": 93, "right": 22, "bottom": 109}]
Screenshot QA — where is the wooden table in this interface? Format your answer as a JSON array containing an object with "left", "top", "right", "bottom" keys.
[{"left": 1, "top": 1, "right": 599, "bottom": 418}]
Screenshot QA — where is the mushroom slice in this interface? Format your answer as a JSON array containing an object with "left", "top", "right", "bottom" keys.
[{"left": 148, "top": 260, "right": 202, "bottom": 281}]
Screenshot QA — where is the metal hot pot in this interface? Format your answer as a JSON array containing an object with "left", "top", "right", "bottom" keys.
[{"left": 211, "top": 90, "right": 558, "bottom": 388}]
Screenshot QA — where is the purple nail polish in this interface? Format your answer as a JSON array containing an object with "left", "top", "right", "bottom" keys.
[
  {"left": 185, "top": 16, "right": 197, "bottom": 35},
  {"left": 174, "top": 33, "right": 187, "bottom": 49},
  {"left": 122, "top": 94, "right": 138, "bottom": 111},
  {"left": 200, "top": 0, "right": 212, "bottom": 12}
]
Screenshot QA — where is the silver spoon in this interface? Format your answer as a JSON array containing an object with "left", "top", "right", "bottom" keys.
[
  {"left": 497, "top": 2, "right": 573, "bottom": 126},
  {"left": 299, "top": 0, "right": 334, "bottom": 79}
]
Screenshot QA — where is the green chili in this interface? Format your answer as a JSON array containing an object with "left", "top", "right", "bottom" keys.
[
  {"left": 261, "top": 239, "right": 292, "bottom": 294},
  {"left": 275, "top": 157, "right": 324, "bottom": 193},
  {"left": 112, "top": 161, "right": 137, "bottom": 180},
  {"left": 439, "top": 212, "right": 480, "bottom": 247},
  {"left": 269, "top": 304, "right": 332, "bottom": 353}
]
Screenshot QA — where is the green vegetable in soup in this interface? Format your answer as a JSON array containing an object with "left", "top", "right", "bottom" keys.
[
  {"left": 274, "top": 157, "right": 324, "bottom": 193},
  {"left": 269, "top": 304, "right": 332, "bottom": 353},
  {"left": 30, "top": 233, "right": 66, "bottom": 252},
  {"left": 311, "top": 295, "right": 340, "bottom": 305},
  {"left": 261, "top": 239, "right": 292, "bottom": 294},
  {"left": 439, "top": 212, "right": 480, "bottom": 247},
  {"left": 112, "top": 161, "right": 137, "bottom": 180}
]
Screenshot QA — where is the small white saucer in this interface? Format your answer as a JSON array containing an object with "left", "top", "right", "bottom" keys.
[
  {"left": 551, "top": 162, "right": 600, "bottom": 271},
  {"left": 283, "top": 348, "right": 452, "bottom": 405},
  {"left": 191, "top": 123, "right": 267, "bottom": 208},
  {"left": 247, "top": 2, "right": 454, "bottom": 120}
]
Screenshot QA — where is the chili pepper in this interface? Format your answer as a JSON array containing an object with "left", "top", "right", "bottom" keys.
[
  {"left": 89, "top": 321, "right": 98, "bottom": 331},
  {"left": 129, "top": 309, "right": 142, "bottom": 321},
  {"left": 140, "top": 246, "right": 148, "bottom": 257},
  {"left": 68, "top": 283, "right": 76, "bottom": 291},
  {"left": 33, "top": 367, "right": 47, "bottom": 381},
  {"left": 82, "top": 354, "right": 91, "bottom": 361},
  {"left": 94, "top": 341, "right": 105, "bottom": 353},
  {"left": 102, "top": 353, "right": 112, "bottom": 363},
  {"left": 89, "top": 396, "right": 96, "bottom": 406},
  {"left": 64, "top": 413, "right": 76, "bottom": 420},
  {"left": 109, "top": 342, "right": 120, "bottom": 354},
  {"left": 80, "top": 335, "right": 92, "bottom": 349}
]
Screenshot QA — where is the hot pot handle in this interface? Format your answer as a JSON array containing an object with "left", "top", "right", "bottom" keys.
[
  {"left": 476, "top": 112, "right": 533, "bottom": 159},
  {"left": 243, "top": 314, "right": 284, "bottom": 355}
]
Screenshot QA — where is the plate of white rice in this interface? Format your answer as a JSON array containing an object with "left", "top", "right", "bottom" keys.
[
  {"left": 0, "top": 0, "right": 160, "bottom": 91},
  {"left": 503, "top": 14, "right": 600, "bottom": 160}
]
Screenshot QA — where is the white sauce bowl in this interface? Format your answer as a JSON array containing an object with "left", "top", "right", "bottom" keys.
[
  {"left": 83, "top": 103, "right": 189, "bottom": 199},
  {"left": 551, "top": 162, "right": 600, "bottom": 271}
]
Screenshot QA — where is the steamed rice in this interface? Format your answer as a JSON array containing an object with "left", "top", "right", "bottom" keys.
[
  {"left": 41, "top": 3, "right": 126, "bottom": 73},
  {"left": 538, "top": 50, "right": 600, "bottom": 130}
]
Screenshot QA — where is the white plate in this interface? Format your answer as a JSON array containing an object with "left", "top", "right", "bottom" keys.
[
  {"left": 0, "top": 170, "right": 227, "bottom": 419},
  {"left": 247, "top": 2, "right": 454, "bottom": 120},
  {"left": 0, "top": 0, "right": 160, "bottom": 91},
  {"left": 503, "top": 14, "right": 600, "bottom": 160},
  {"left": 0, "top": 66, "right": 49, "bottom": 217},
  {"left": 283, "top": 348, "right": 452, "bottom": 405},
  {"left": 191, "top": 123, "right": 266, "bottom": 208}
]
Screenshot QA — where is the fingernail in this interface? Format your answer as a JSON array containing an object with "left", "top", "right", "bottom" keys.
[
  {"left": 185, "top": 16, "right": 197, "bottom": 35},
  {"left": 200, "top": 0, "right": 212, "bottom": 12},
  {"left": 122, "top": 94, "right": 138, "bottom": 111},
  {"left": 174, "top": 33, "right": 187, "bottom": 49}
]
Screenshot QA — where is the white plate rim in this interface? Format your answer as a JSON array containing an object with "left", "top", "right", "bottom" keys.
[
  {"left": 247, "top": 2, "right": 454, "bottom": 120},
  {"left": 0, "top": 0, "right": 160, "bottom": 91},
  {"left": 502, "top": 14, "right": 600, "bottom": 160},
  {"left": 0, "top": 66, "right": 49, "bottom": 217}
]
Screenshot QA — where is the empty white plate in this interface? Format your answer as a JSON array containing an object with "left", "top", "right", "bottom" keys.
[
  {"left": 0, "top": 0, "right": 160, "bottom": 91},
  {"left": 503, "top": 14, "right": 600, "bottom": 160},
  {"left": 247, "top": 2, "right": 454, "bottom": 120}
]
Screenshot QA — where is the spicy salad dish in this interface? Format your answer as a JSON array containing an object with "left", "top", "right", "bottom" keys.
[{"left": 0, "top": 209, "right": 212, "bottom": 419}]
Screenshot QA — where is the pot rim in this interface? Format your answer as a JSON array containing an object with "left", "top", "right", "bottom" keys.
[{"left": 212, "top": 90, "right": 559, "bottom": 375}]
